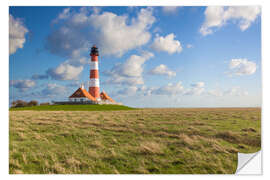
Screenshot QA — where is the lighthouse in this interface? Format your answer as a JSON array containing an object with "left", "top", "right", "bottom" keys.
[
  {"left": 89, "top": 45, "right": 100, "bottom": 101},
  {"left": 64, "top": 45, "right": 118, "bottom": 105}
]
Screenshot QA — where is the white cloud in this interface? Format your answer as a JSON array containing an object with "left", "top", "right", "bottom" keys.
[
  {"left": 149, "top": 64, "right": 176, "bottom": 77},
  {"left": 228, "top": 58, "right": 257, "bottom": 76},
  {"left": 9, "top": 14, "right": 29, "bottom": 55},
  {"left": 185, "top": 82, "right": 205, "bottom": 95},
  {"left": 67, "top": 56, "right": 89, "bottom": 66},
  {"left": 162, "top": 7, "right": 180, "bottom": 14},
  {"left": 191, "top": 82, "right": 205, "bottom": 88},
  {"left": 105, "top": 74, "right": 144, "bottom": 86},
  {"left": 46, "top": 25, "right": 89, "bottom": 58},
  {"left": 200, "top": 6, "right": 261, "bottom": 36},
  {"left": 152, "top": 81, "right": 184, "bottom": 95},
  {"left": 41, "top": 83, "right": 67, "bottom": 97},
  {"left": 52, "top": 8, "right": 71, "bottom": 24},
  {"left": 45, "top": 7, "right": 156, "bottom": 83},
  {"left": 139, "top": 81, "right": 205, "bottom": 96},
  {"left": 114, "top": 81, "right": 249, "bottom": 100},
  {"left": 149, "top": 81, "right": 247, "bottom": 98},
  {"left": 208, "top": 89, "right": 223, "bottom": 97},
  {"left": 47, "top": 63, "right": 83, "bottom": 80},
  {"left": 32, "top": 55, "right": 87, "bottom": 81},
  {"left": 10, "top": 79, "right": 35, "bottom": 92},
  {"left": 117, "top": 86, "right": 138, "bottom": 96},
  {"left": 19, "top": 83, "right": 69, "bottom": 100},
  {"left": 104, "top": 52, "right": 154, "bottom": 85},
  {"left": 117, "top": 52, "right": 153, "bottom": 77},
  {"left": 208, "top": 87, "right": 248, "bottom": 97},
  {"left": 47, "top": 7, "right": 155, "bottom": 58},
  {"left": 151, "top": 33, "right": 182, "bottom": 54},
  {"left": 137, "top": 86, "right": 155, "bottom": 96},
  {"left": 224, "top": 87, "right": 249, "bottom": 96}
]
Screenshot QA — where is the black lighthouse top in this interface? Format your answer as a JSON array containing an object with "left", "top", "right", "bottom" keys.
[{"left": 90, "top": 45, "right": 99, "bottom": 56}]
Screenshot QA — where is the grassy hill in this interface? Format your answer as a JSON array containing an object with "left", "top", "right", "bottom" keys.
[
  {"left": 9, "top": 104, "right": 134, "bottom": 111},
  {"left": 9, "top": 108, "right": 261, "bottom": 174}
]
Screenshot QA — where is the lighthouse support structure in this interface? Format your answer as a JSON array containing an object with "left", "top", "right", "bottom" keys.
[{"left": 89, "top": 45, "right": 100, "bottom": 101}]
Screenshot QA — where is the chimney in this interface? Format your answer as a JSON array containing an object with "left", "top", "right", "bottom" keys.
[
  {"left": 89, "top": 45, "right": 100, "bottom": 100},
  {"left": 80, "top": 83, "right": 84, "bottom": 89}
]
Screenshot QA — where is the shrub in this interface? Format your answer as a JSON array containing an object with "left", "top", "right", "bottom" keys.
[
  {"left": 27, "top": 100, "right": 39, "bottom": 106},
  {"left": 11, "top": 101, "right": 17, "bottom": 107},
  {"left": 11, "top": 100, "right": 39, "bottom": 108},
  {"left": 40, "top": 102, "right": 50, "bottom": 106},
  {"left": 12, "top": 100, "right": 28, "bottom": 108}
]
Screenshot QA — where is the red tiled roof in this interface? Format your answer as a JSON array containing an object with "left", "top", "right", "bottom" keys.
[
  {"left": 69, "top": 88, "right": 96, "bottom": 101},
  {"left": 100, "top": 91, "right": 115, "bottom": 103}
]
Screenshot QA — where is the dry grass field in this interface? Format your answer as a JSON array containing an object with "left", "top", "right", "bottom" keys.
[{"left": 9, "top": 108, "right": 261, "bottom": 174}]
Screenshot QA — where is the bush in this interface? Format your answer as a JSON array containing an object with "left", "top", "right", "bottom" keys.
[
  {"left": 11, "top": 100, "right": 28, "bottom": 108},
  {"left": 28, "top": 100, "right": 39, "bottom": 106},
  {"left": 11, "top": 100, "right": 39, "bottom": 108},
  {"left": 40, "top": 102, "right": 50, "bottom": 106}
]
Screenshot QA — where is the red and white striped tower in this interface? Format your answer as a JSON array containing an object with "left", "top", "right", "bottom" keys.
[{"left": 89, "top": 45, "right": 100, "bottom": 101}]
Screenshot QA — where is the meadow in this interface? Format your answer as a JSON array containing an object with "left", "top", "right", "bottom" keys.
[
  {"left": 9, "top": 107, "right": 261, "bottom": 174},
  {"left": 9, "top": 104, "right": 134, "bottom": 111}
]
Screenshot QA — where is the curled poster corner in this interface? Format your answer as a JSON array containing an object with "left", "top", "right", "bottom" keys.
[{"left": 235, "top": 150, "right": 262, "bottom": 175}]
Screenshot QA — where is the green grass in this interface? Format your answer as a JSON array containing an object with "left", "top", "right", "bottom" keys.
[
  {"left": 9, "top": 104, "right": 134, "bottom": 111},
  {"left": 9, "top": 108, "right": 261, "bottom": 174}
]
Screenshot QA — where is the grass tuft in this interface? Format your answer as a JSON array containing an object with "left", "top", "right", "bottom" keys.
[
  {"left": 215, "top": 131, "right": 240, "bottom": 143},
  {"left": 138, "top": 141, "right": 164, "bottom": 155}
]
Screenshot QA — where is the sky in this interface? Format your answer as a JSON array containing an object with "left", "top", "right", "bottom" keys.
[{"left": 9, "top": 6, "right": 261, "bottom": 108}]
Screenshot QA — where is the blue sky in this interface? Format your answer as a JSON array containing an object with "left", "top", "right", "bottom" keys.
[{"left": 9, "top": 6, "right": 261, "bottom": 107}]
